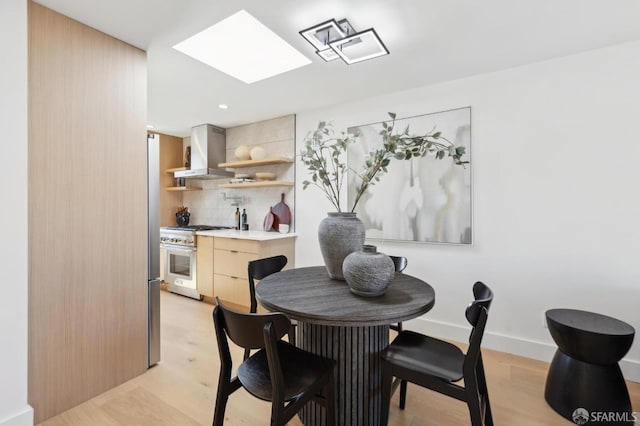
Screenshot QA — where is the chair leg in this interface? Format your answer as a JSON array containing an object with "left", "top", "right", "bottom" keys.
[
  {"left": 243, "top": 348, "right": 250, "bottom": 361},
  {"left": 399, "top": 380, "right": 407, "bottom": 410},
  {"left": 477, "top": 356, "right": 493, "bottom": 426},
  {"left": 213, "top": 373, "right": 241, "bottom": 426},
  {"left": 380, "top": 360, "right": 393, "bottom": 426},
  {"left": 483, "top": 397, "right": 494, "bottom": 426},
  {"left": 270, "top": 401, "right": 282, "bottom": 426},
  {"left": 213, "top": 384, "right": 229, "bottom": 426},
  {"left": 465, "top": 376, "right": 484, "bottom": 426}
]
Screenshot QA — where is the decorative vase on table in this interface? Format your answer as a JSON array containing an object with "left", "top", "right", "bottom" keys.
[
  {"left": 343, "top": 245, "right": 395, "bottom": 297},
  {"left": 318, "top": 212, "right": 365, "bottom": 280}
]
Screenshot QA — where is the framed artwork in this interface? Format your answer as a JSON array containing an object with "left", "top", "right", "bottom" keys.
[{"left": 347, "top": 107, "right": 472, "bottom": 244}]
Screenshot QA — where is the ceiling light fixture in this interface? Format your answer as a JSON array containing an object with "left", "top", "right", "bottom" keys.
[
  {"left": 218, "top": 104, "right": 228, "bottom": 110},
  {"left": 299, "top": 18, "right": 389, "bottom": 65},
  {"left": 173, "top": 10, "right": 311, "bottom": 84}
]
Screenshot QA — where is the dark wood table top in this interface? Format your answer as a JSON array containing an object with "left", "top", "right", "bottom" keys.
[{"left": 256, "top": 266, "right": 435, "bottom": 326}]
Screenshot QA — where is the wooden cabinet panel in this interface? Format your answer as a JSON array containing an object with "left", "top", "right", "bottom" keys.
[
  {"left": 210, "top": 236, "right": 295, "bottom": 308},
  {"left": 196, "top": 236, "right": 214, "bottom": 297},
  {"left": 193, "top": 234, "right": 297, "bottom": 306},
  {"left": 28, "top": 3, "right": 147, "bottom": 422},
  {"left": 214, "top": 237, "right": 260, "bottom": 254},
  {"left": 213, "top": 249, "right": 257, "bottom": 279},
  {"left": 213, "top": 274, "right": 251, "bottom": 307}
]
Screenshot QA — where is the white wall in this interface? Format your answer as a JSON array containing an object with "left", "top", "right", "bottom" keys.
[
  {"left": 0, "top": 1, "right": 33, "bottom": 425},
  {"left": 296, "top": 40, "right": 640, "bottom": 382}
]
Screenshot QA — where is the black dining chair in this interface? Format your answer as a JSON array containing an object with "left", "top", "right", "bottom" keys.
[
  {"left": 247, "top": 255, "right": 293, "bottom": 358},
  {"left": 388, "top": 255, "right": 408, "bottom": 333},
  {"left": 212, "top": 298, "right": 336, "bottom": 426},
  {"left": 380, "top": 281, "right": 494, "bottom": 426}
]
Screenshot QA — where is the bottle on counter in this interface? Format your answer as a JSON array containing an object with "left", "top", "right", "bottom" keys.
[
  {"left": 235, "top": 207, "right": 241, "bottom": 230},
  {"left": 241, "top": 209, "right": 248, "bottom": 231}
]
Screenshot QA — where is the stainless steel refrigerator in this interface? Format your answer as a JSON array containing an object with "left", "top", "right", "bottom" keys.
[{"left": 147, "top": 133, "right": 161, "bottom": 366}]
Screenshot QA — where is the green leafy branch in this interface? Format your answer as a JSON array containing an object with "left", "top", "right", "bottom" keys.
[{"left": 300, "top": 121, "right": 355, "bottom": 212}]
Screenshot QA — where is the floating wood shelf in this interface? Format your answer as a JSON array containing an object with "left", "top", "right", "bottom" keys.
[
  {"left": 165, "top": 186, "right": 202, "bottom": 191},
  {"left": 218, "top": 157, "right": 294, "bottom": 168},
  {"left": 165, "top": 167, "right": 187, "bottom": 173},
  {"left": 218, "top": 181, "right": 294, "bottom": 189}
]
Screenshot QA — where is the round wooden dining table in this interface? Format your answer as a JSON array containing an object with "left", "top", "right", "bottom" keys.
[{"left": 256, "top": 266, "right": 435, "bottom": 426}]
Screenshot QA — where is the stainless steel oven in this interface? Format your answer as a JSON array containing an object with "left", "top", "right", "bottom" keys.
[
  {"left": 159, "top": 225, "right": 232, "bottom": 300},
  {"left": 160, "top": 243, "right": 198, "bottom": 299}
]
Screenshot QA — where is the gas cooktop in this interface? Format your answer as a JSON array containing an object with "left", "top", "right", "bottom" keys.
[{"left": 163, "top": 225, "right": 233, "bottom": 231}]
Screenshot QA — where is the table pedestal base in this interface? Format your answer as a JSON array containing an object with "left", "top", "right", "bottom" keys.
[
  {"left": 298, "top": 322, "right": 389, "bottom": 426},
  {"left": 545, "top": 350, "right": 633, "bottom": 425}
]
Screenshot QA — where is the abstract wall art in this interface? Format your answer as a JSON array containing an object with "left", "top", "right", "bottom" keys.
[{"left": 347, "top": 107, "right": 472, "bottom": 244}]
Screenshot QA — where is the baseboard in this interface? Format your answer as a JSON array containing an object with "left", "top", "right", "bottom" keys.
[
  {"left": 0, "top": 406, "right": 33, "bottom": 426},
  {"left": 404, "top": 316, "right": 640, "bottom": 383}
]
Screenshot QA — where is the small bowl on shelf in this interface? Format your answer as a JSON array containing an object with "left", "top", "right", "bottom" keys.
[{"left": 255, "top": 172, "right": 276, "bottom": 181}]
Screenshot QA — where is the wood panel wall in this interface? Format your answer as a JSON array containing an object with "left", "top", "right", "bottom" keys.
[{"left": 28, "top": 3, "right": 148, "bottom": 423}]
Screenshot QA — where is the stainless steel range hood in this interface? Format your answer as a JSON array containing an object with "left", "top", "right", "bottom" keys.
[{"left": 174, "top": 124, "right": 233, "bottom": 179}]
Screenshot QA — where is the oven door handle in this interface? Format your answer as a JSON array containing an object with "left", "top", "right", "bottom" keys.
[{"left": 160, "top": 244, "right": 197, "bottom": 253}]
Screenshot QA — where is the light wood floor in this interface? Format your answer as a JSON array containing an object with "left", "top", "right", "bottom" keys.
[{"left": 42, "top": 290, "right": 639, "bottom": 425}]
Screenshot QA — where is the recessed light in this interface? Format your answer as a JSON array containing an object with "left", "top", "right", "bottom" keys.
[
  {"left": 146, "top": 125, "right": 155, "bottom": 129},
  {"left": 173, "top": 10, "right": 311, "bottom": 84},
  {"left": 218, "top": 104, "right": 228, "bottom": 110}
]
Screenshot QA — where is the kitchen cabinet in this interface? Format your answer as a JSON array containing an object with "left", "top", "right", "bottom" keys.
[
  {"left": 196, "top": 234, "right": 295, "bottom": 308},
  {"left": 196, "top": 236, "right": 214, "bottom": 297}
]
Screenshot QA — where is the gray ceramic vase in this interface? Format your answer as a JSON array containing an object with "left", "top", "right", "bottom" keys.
[
  {"left": 343, "top": 245, "right": 395, "bottom": 297},
  {"left": 318, "top": 212, "right": 366, "bottom": 280}
]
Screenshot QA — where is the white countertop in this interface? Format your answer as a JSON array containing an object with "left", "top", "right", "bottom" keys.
[{"left": 195, "top": 229, "right": 297, "bottom": 241}]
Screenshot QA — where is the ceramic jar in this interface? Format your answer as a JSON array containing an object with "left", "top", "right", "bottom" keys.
[
  {"left": 317, "top": 212, "right": 365, "bottom": 280},
  {"left": 343, "top": 245, "right": 395, "bottom": 297},
  {"left": 176, "top": 210, "right": 190, "bottom": 227},
  {"left": 249, "top": 146, "right": 266, "bottom": 160},
  {"left": 234, "top": 145, "right": 251, "bottom": 160}
]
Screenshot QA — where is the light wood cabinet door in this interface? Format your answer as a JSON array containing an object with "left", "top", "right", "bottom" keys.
[
  {"left": 213, "top": 249, "right": 258, "bottom": 279},
  {"left": 213, "top": 274, "right": 252, "bottom": 307},
  {"left": 196, "top": 236, "right": 214, "bottom": 297},
  {"left": 213, "top": 237, "right": 260, "bottom": 254},
  {"left": 210, "top": 236, "right": 295, "bottom": 308}
]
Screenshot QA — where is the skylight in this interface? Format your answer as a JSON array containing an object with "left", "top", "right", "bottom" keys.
[{"left": 173, "top": 10, "right": 311, "bottom": 84}]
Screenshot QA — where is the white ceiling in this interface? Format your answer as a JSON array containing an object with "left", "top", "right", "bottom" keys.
[{"left": 35, "top": 0, "right": 640, "bottom": 137}]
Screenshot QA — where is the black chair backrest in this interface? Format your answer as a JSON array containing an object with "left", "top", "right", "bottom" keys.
[
  {"left": 249, "top": 255, "right": 288, "bottom": 281},
  {"left": 248, "top": 255, "right": 288, "bottom": 312},
  {"left": 465, "top": 281, "right": 493, "bottom": 326},
  {"left": 463, "top": 282, "right": 493, "bottom": 373},
  {"left": 389, "top": 256, "right": 408, "bottom": 273},
  {"left": 215, "top": 298, "right": 291, "bottom": 350}
]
